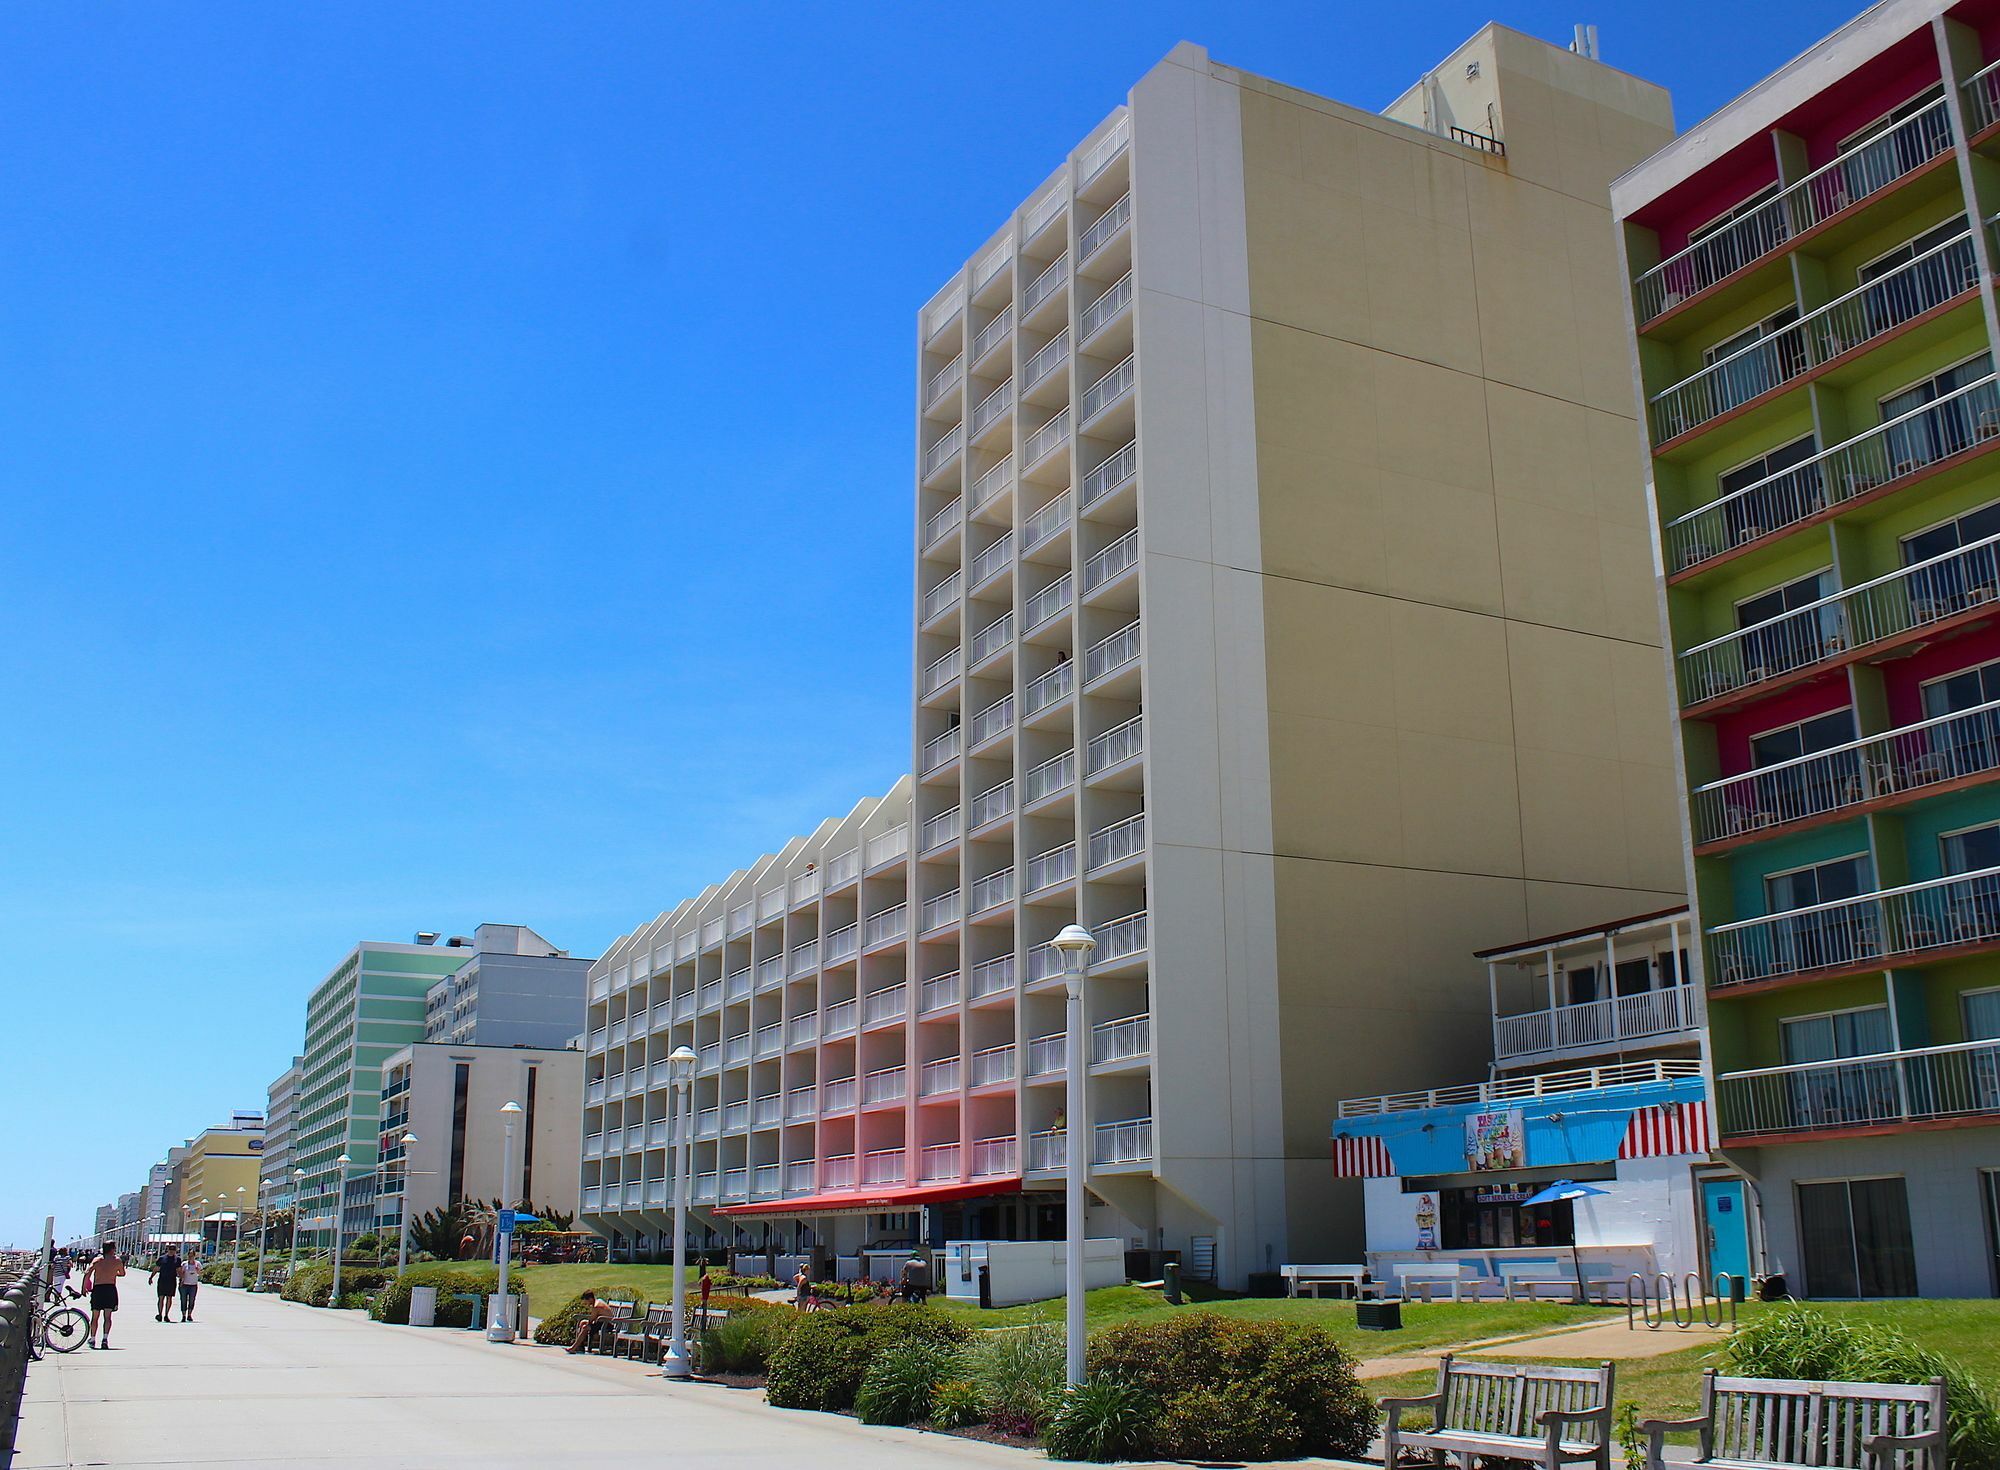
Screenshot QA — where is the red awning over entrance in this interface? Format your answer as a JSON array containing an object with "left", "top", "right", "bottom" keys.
[{"left": 713, "top": 1177, "right": 1022, "bottom": 1219}]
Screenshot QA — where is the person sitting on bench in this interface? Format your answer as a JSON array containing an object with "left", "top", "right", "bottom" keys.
[{"left": 566, "top": 1291, "right": 619, "bottom": 1354}]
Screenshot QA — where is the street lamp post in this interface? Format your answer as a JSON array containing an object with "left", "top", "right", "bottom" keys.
[
  {"left": 331, "top": 1155, "right": 352, "bottom": 1307},
  {"left": 1051, "top": 923, "right": 1097, "bottom": 1389},
  {"left": 396, "top": 1131, "right": 419, "bottom": 1273},
  {"left": 661, "top": 1045, "right": 699, "bottom": 1379},
  {"left": 231, "top": 1186, "right": 248, "bottom": 1287},
  {"left": 487, "top": 1101, "right": 523, "bottom": 1343},
  {"left": 287, "top": 1168, "right": 306, "bottom": 1288}
]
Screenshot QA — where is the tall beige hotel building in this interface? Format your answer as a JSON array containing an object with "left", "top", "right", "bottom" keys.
[{"left": 580, "top": 27, "right": 1686, "bottom": 1286}]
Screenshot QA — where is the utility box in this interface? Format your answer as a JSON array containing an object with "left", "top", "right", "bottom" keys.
[{"left": 1357, "top": 1299, "right": 1403, "bottom": 1331}]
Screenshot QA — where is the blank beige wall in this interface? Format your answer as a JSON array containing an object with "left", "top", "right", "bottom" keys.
[{"left": 1235, "top": 30, "right": 1681, "bottom": 1255}]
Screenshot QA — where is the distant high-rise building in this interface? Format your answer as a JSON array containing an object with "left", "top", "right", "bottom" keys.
[{"left": 261, "top": 1056, "right": 304, "bottom": 1212}]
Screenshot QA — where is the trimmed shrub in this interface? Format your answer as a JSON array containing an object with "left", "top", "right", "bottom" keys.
[
  {"left": 279, "top": 1261, "right": 393, "bottom": 1308},
  {"left": 1043, "top": 1378, "right": 1154, "bottom": 1462},
  {"left": 928, "top": 1378, "right": 986, "bottom": 1430},
  {"left": 1725, "top": 1309, "right": 2000, "bottom": 1470},
  {"left": 701, "top": 1302, "right": 796, "bottom": 1374},
  {"left": 765, "top": 1304, "right": 970, "bottom": 1413},
  {"left": 369, "top": 1264, "right": 498, "bottom": 1325},
  {"left": 971, "top": 1322, "right": 1066, "bottom": 1436},
  {"left": 1087, "top": 1313, "right": 1375, "bottom": 1462},
  {"left": 855, "top": 1336, "right": 963, "bottom": 1426}
]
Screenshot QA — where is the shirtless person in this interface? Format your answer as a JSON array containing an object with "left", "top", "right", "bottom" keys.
[
  {"left": 84, "top": 1241, "right": 127, "bottom": 1349},
  {"left": 565, "top": 1290, "right": 619, "bottom": 1354}
]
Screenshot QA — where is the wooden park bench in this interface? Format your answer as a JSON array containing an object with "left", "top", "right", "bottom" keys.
[
  {"left": 1383, "top": 1355, "right": 1614, "bottom": 1470},
  {"left": 611, "top": 1303, "right": 673, "bottom": 1361},
  {"left": 1639, "top": 1371, "right": 1946, "bottom": 1470}
]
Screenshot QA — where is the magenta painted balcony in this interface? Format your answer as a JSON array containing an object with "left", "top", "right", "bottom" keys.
[
  {"left": 971, "top": 1136, "right": 1017, "bottom": 1177},
  {"left": 862, "top": 1148, "right": 906, "bottom": 1186},
  {"left": 822, "top": 1153, "right": 857, "bottom": 1189}
]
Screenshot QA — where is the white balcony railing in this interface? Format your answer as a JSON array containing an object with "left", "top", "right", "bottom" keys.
[
  {"left": 863, "top": 1148, "right": 905, "bottom": 1186},
  {"left": 724, "top": 1100, "right": 751, "bottom": 1131},
  {"left": 1633, "top": 95, "right": 1954, "bottom": 323},
  {"left": 1024, "top": 491, "right": 1071, "bottom": 552},
  {"left": 1080, "top": 271, "right": 1132, "bottom": 340},
  {"left": 755, "top": 1023, "right": 784, "bottom": 1058},
  {"left": 1678, "top": 529, "right": 2000, "bottom": 706},
  {"left": 863, "top": 984, "right": 908, "bottom": 1026},
  {"left": 921, "top": 648, "right": 962, "bottom": 697},
  {"left": 920, "top": 1142, "right": 962, "bottom": 1182},
  {"left": 1080, "top": 117, "right": 1129, "bottom": 182},
  {"left": 926, "top": 285, "right": 965, "bottom": 339},
  {"left": 757, "top": 955, "right": 785, "bottom": 989},
  {"left": 1027, "top": 943, "right": 1064, "bottom": 984},
  {"left": 1340, "top": 1057, "right": 1702, "bottom": 1117},
  {"left": 862, "top": 1064, "right": 907, "bottom": 1104},
  {"left": 921, "top": 890, "right": 961, "bottom": 933},
  {"left": 1963, "top": 57, "right": 2000, "bottom": 135},
  {"left": 923, "top": 425, "right": 964, "bottom": 479},
  {"left": 1024, "top": 661, "right": 1074, "bottom": 718},
  {"left": 921, "top": 726, "right": 961, "bottom": 774},
  {"left": 921, "top": 571, "right": 961, "bottom": 623},
  {"left": 1691, "top": 699, "right": 2000, "bottom": 846},
  {"left": 725, "top": 1032, "right": 752, "bottom": 1065},
  {"left": 725, "top": 969, "right": 751, "bottom": 1004},
  {"left": 969, "top": 778, "right": 1014, "bottom": 828},
  {"left": 1028, "top": 1129, "right": 1065, "bottom": 1171},
  {"left": 696, "top": 1106, "right": 720, "bottom": 1137},
  {"left": 1092, "top": 1115, "right": 1153, "bottom": 1165},
  {"left": 1649, "top": 230, "right": 1981, "bottom": 444},
  {"left": 925, "top": 354, "right": 963, "bottom": 408},
  {"left": 822, "top": 1153, "right": 857, "bottom": 1189},
  {"left": 722, "top": 1167, "right": 749, "bottom": 1198},
  {"left": 693, "top": 1172, "right": 718, "bottom": 1202},
  {"left": 792, "top": 868, "right": 821, "bottom": 904},
  {"left": 823, "top": 998, "right": 859, "bottom": 1037},
  {"left": 785, "top": 1085, "right": 817, "bottom": 1122},
  {"left": 1709, "top": 863, "right": 2000, "bottom": 986},
  {"left": 1092, "top": 1013, "right": 1150, "bottom": 1065},
  {"left": 1717, "top": 1038, "right": 2000, "bottom": 1137},
  {"left": 1097, "top": 909, "right": 1149, "bottom": 964},
  {"left": 972, "top": 532, "right": 1016, "bottom": 588},
  {"left": 1027, "top": 1032, "right": 1066, "bottom": 1077},
  {"left": 1083, "top": 529, "right": 1139, "bottom": 593},
  {"left": 1085, "top": 618, "right": 1140, "bottom": 683},
  {"left": 921, "top": 971, "right": 960, "bottom": 1012},
  {"left": 753, "top": 1164, "right": 782, "bottom": 1198},
  {"left": 703, "top": 915, "right": 725, "bottom": 947},
  {"left": 1025, "top": 573, "right": 1072, "bottom": 631},
  {"left": 1023, "top": 330, "right": 1070, "bottom": 390},
  {"left": 785, "top": 1160, "right": 816, "bottom": 1194},
  {"left": 1024, "top": 252, "right": 1068, "bottom": 314},
  {"left": 972, "top": 377, "right": 1014, "bottom": 435},
  {"left": 827, "top": 848, "right": 860, "bottom": 886},
  {"left": 920, "top": 1056, "right": 961, "bottom": 1096},
  {"left": 1082, "top": 440, "right": 1136, "bottom": 507},
  {"left": 971, "top": 694, "right": 1015, "bottom": 746},
  {"left": 924, "top": 496, "right": 962, "bottom": 548},
  {"left": 730, "top": 902, "right": 754, "bottom": 936},
  {"left": 699, "top": 1043, "right": 722, "bottom": 1072},
  {"left": 1664, "top": 375, "right": 2000, "bottom": 575},
  {"left": 1079, "top": 191, "right": 1132, "bottom": 261},
  {"left": 1086, "top": 714, "right": 1143, "bottom": 775},
  {"left": 788, "top": 1012, "right": 818, "bottom": 1047},
  {"left": 971, "top": 611, "right": 1013, "bottom": 664},
  {"left": 864, "top": 905, "right": 907, "bottom": 950},
  {"left": 1088, "top": 812, "right": 1145, "bottom": 870},
  {"left": 825, "top": 922, "right": 859, "bottom": 962},
  {"left": 972, "top": 454, "right": 1014, "bottom": 510},
  {"left": 1024, "top": 184, "right": 1066, "bottom": 239},
  {"left": 971, "top": 867, "right": 1016, "bottom": 914},
  {"left": 1494, "top": 985, "right": 1701, "bottom": 1060},
  {"left": 969, "top": 954, "right": 1015, "bottom": 998},
  {"left": 823, "top": 1077, "right": 857, "bottom": 1111},
  {"left": 970, "top": 1043, "right": 1016, "bottom": 1086},
  {"left": 921, "top": 806, "right": 962, "bottom": 853},
  {"left": 753, "top": 1093, "right": 783, "bottom": 1128},
  {"left": 789, "top": 937, "right": 819, "bottom": 977},
  {"left": 972, "top": 306, "right": 1013, "bottom": 363},
  {"left": 672, "top": 992, "right": 694, "bottom": 1020},
  {"left": 1081, "top": 355, "right": 1134, "bottom": 422},
  {"left": 972, "top": 1135, "right": 1018, "bottom": 1176},
  {"left": 1025, "top": 842, "right": 1076, "bottom": 893},
  {"left": 1025, "top": 408, "right": 1071, "bottom": 467}
]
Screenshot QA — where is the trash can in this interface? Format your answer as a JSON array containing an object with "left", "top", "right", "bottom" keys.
[
  {"left": 1755, "top": 1273, "right": 1788, "bottom": 1301},
  {"left": 1163, "top": 1261, "right": 1182, "bottom": 1305},
  {"left": 409, "top": 1285, "right": 438, "bottom": 1327}
]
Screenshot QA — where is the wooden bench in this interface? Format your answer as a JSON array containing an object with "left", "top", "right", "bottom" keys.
[
  {"left": 1383, "top": 1355, "right": 1613, "bottom": 1470},
  {"left": 1280, "top": 1264, "right": 1378, "bottom": 1299},
  {"left": 1639, "top": 1371, "right": 1945, "bottom": 1470}
]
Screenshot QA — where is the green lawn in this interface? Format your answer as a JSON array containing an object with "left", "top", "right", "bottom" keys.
[
  {"left": 1365, "top": 1300, "right": 2000, "bottom": 1426},
  {"left": 514, "top": 1263, "right": 695, "bottom": 1320}
]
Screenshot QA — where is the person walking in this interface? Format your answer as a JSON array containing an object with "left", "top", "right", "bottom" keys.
[
  {"left": 178, "top": 1253, "right": 202, "bottom": 1322},
  {"left": 83, "top": 1242, "right": 125, "bottom": 1349},
  {"left": 791, "top": 1264, "right": 810, "bottom": 1311},
  {"left": 149, "top": 1246, "right": 183, "bottom": 1322},
  {"left": 899, "top": 1251, "right": 932, "bottom": 1306}
]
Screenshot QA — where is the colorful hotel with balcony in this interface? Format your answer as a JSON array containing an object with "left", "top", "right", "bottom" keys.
[
  {"left": 1615, "top": 0, "right": 2000, "bottom": 1297},
  {"left": 580, "top": 29, "right": 1685, "bottom": 1286}
]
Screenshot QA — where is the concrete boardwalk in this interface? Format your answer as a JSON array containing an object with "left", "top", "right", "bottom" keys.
[{"left": 11, "top": 1286, "right": 1042, "bottom": 1470}]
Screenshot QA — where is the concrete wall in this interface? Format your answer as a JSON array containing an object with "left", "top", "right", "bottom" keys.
[{"left": 402, "top": 1044, "right": 583, "bottom": 1221}]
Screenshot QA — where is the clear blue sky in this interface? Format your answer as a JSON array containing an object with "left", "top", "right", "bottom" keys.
[{"left": 0, "top": 0, "right": 1843, "bottom": 1245}]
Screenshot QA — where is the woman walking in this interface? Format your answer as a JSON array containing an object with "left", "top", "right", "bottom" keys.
[{"left": 178, "top": 1253, "right": 202, "bottom": 1321}]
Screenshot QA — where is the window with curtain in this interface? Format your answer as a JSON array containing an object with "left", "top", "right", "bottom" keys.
[
  {"left": 1882, "top": 357, "right": 1995, "bottom": 487},
  {"left": 1736, "top": 569, "right": 1838, "bottom": 678},
  {"left": 1942, "top": 823, "right": 2000, "bottom": 876},
  {"left": 1717, "top": 435, "right": 1820, "bottom": 542}
]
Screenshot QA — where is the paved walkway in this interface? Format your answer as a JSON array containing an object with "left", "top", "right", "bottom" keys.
[
  {"left": 9, "top": 1287, "right": 1044, "bottom": 1469},
  {"left": 1352, "top": 1314, "right": 1730, "bottom": 1381}
]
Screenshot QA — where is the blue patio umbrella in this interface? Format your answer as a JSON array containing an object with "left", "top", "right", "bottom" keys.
[{"left": 1521, "top": 1181, "right": 1610, "bottom": 1299}]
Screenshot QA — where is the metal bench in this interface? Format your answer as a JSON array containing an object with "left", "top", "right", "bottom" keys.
[
  {"left": 1279, "top": 1264, "right": 1377, "bottom": 1299},
  {"left": 1383, "top": 1355, "right": 1614, "bottom": 1470},
  {"left": 1639, "top": 1371, "right": 1945, "bottom": 1470}
]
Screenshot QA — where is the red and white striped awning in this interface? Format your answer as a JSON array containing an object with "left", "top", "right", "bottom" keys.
[
  {"left": 1618, "top": 1102, "right": 1711, "bottom": 1159},
  {"left": 1331, "top": 1135, "right": 1395, "bottom": 1178}
]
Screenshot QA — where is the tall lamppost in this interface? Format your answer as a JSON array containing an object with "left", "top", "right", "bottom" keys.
[
  {"left": 1051, "top": 923, "right": 1097, "bottom": 1388},
  {"left": 395, "top": 1131, "right": 419, "bottom": 1273},
  {"left": 231, "top": 1186, "right": 249, "bottom": 1287},
  {"left": 487, "top": 1101, "right": 523, "bottom": 1342},
  {"left": 287, "top": 1168, "right": 306, "bottom": 1286},
  {"left": 661, "top": 1044, "right": 699, "bottom": 1379},
  {"left": 331, "top": 1155, "right": 352, "bottom": 1307}
]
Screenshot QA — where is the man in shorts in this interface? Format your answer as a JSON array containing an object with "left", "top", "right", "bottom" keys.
[
  {"left": 564, "top": 1291, "right": 619, "bottom": 1354},
  {"left": 179, "top": 1254, "right": 202, "bottom": 1321},
  {"left": 84, "top": 1242, "right": 126, "bottom": 1349},
  {"left": 149, "top": 1246, "right": 183, "bottom": 1321}
]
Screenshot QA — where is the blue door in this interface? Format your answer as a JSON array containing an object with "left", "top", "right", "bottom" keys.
[{"left": 1702, "top": 1180, "right": 1751, "bottom": 1287}]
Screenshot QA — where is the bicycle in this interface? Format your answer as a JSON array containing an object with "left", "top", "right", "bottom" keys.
[{"left": 29, "top": 1277, "right": 90, "bottom": 1356}]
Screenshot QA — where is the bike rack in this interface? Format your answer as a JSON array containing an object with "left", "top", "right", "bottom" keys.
[{"left": 1625, "top": 1271, "right": 1737, "bottom": 1331}]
